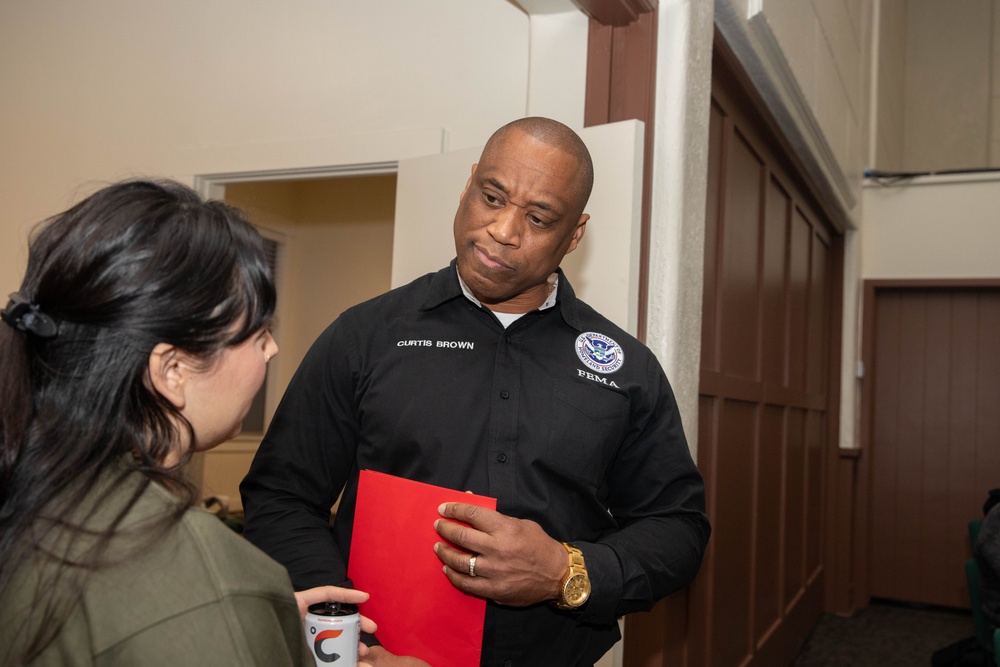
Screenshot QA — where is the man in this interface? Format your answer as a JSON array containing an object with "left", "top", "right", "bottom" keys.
[{"left": 241, "top": 117, "right": 710, "bottom": 666}]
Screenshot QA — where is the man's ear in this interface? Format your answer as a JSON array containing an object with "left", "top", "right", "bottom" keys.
[
  {"left": 565, "top": 213, "right": 589, "bottom": 255},
  {"left": 148, "top": 342, "right": 186, "bottom": 409},
  {"left": 460, "top": 163, "right": 478, "bottom": 202}
]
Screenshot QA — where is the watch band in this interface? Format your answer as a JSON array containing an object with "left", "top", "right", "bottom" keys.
[
  {"left": 564, "top": 542, "right": 586, "bottom": 571},
  {"left": 554, "top": 542, "right": 591, "bottom": 610}
]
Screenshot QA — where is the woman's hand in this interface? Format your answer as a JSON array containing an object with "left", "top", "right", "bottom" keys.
[{"left": 294, "top": 586, "right": 377, "bottom": 635}]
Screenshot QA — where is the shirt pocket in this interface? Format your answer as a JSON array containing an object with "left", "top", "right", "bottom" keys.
[{"left": 547, "top": 378, "right": 630, "bottom": 487}]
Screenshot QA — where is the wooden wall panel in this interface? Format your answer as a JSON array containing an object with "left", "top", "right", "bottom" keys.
[
  {"left": 787, "top": 210, "right": 810, "bottom": 392},
  {"left": 688, "top": 394, "right": 718, "bottom": 667},
  {"left": 720, "top": 130, "right": 763, "bottom": 380},
  {"left": 762, "top": 178, "right": 790, "bottom": 386},
  {"left": 755, "top": 405, "right": 785, "bottom": 641},
  {"left": 783, "top": 407, "right": 807, "bottom": 610},
  {"left": 923, "top": 295, "right": 954, "bottom": 604},
  {"left": 975, "top": 297, "right": 1000, "bottom": 486},
  {"left": 693, "top": 49, "right": 842, "bottom": 666},
  {"left": 701, "top": 102, "right": 725, "bottom": 374},
  {"left": 869, "top": 293, "right": 900, "bottom": 597},
  {"left": 808, "top": 234, "right": 830, "bottom": 394},
  {"left": 806, "top": 411, "right": 825, "bottom": 575},
  {"left": 712, "top": 399, "right": 758, "bottom": 666}
]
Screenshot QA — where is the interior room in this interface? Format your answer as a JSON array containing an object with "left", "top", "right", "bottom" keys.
[{"left": 2, "top": 1, "right": 999, "bottom": 665}]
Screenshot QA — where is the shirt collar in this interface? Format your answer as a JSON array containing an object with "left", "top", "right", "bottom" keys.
[{"left": 420, "top": 259, "right": 583, "bottom": 331}]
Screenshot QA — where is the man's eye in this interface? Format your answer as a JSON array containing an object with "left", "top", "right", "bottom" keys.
[{"left": 484, "top": 193, "right": 500, "bottom": 205}]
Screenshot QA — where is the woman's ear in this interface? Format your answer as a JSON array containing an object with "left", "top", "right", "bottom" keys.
[{"left": 148, "top": 342, "right": 186, "bottom": 409}]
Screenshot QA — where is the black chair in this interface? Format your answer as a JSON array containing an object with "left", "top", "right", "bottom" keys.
[
  {"left": 967, "top": 557, "right": 994, "bottom": 655},
  {"left": 967, "top": 519, "right": 1000, "bottom": 666}
]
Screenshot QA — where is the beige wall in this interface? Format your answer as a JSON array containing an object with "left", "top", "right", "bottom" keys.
[
  {"left": 714, "top": 0, "right": 874, "bottom": 232},
  {"left": 862, "top": 176, "right": 1000, "bottom": 279},
  {"left": 0, "top": 0, "right": 553, "bottom": 509},
  {"left": 765, "top": 0, "right": 871, "bottom": 195},
  {"left": 874, "top": 0, "right": 1000, "bottom": 172},
  {"left": 0, "top": 0, "right": 534, "bottom": 295},
  {"left": 872, "top": 0, "right": 906, "bottom": 171},
  {"left": 902, "top": 0, "right": 993, "bottom": 171}
]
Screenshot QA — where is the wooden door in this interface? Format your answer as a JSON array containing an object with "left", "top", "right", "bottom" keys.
[
  {"left": 867, "top": 284, "right": 1000, "bottom": 608},
  {"left": 689, "top": 53, "right": 842, "bottom": 667}
]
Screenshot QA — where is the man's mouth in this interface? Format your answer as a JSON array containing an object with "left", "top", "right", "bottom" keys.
[{"left": 474, "top": 245, "right": 513, "bottom": 271}]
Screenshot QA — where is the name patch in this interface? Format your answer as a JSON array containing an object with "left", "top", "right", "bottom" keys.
[{"left": 396, "top": 339, "right": 475, "bottom": 350}]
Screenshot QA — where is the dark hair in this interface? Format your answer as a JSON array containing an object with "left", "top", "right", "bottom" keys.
[
  {"left": 0, "top": 179, "right": 275, "bottom": 660},
  {"left": 985, "top": 488, "right": 1000, "bottom": 516},
  {"left": 483, "top": 116, "right": 595, "bottom": 208}
]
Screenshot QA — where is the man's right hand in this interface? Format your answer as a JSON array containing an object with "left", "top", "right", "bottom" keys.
[{"left": 359, "top": 645, "right": 431, "bottom": 667}]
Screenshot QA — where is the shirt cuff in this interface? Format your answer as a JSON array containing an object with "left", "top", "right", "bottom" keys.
[{"left": 574, "top": 541, "right": 621, "bottom": 625}]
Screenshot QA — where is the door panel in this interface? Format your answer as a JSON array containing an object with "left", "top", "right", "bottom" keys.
[{"left": 869, "top": 287, "right": 1000, "bottom": 607}]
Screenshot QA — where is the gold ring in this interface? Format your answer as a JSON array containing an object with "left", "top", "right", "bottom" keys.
[{"left": 469, "top": 555, "right": 478, "bottom": 577}]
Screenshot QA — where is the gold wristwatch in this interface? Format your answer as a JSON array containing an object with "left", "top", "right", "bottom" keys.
[{"left": 554, "top": 542, "right": 591, "bottom": 610}]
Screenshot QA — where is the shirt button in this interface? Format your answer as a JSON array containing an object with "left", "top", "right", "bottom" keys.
[
  {"left": 505, "top": 335, "right": 512, "bottom": 343},
  {"left": 504, "top": 661, "right": 512, "bottom": 667},
  {"left": 497, "top": 453, "right": 507, "bottom": 463},
  {"left": 500, "top": 390, "right": 510, "bottom": 399}
]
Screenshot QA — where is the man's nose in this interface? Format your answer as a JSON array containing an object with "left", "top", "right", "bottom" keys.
[{"left": 487, "top": 205, "right": 521, "bottom": 246}]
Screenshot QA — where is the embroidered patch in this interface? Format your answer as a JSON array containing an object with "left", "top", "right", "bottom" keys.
[{"left": 575, "top": 332, "right": 625, "bottom": 374}]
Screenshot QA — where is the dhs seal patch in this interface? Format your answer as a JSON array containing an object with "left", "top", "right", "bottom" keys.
[{"left": 575, "top": 332, "right": 625, "bottom": 374}]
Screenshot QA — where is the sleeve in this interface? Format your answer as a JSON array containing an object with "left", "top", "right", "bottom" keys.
[
  {"left": 240, "top": 317, "right": 362, "bottom": 590},
  {"left": 575, "top": 357, "right": 711, "bottom": 625}
]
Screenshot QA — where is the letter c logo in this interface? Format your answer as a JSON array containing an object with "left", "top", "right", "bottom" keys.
[{"left": 313, "top": 629, "right": 344, "bottom": 663}]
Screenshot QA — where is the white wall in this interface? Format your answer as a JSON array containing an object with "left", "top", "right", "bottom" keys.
[{"left": 0, "top": 0, "right": 533, "bottom": 293}]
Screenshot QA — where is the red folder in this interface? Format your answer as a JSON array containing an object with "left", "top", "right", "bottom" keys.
[{"left": 347, "top": 470, "right": 496, "bottom": 666}]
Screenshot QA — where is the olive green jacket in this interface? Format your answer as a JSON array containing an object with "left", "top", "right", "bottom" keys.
[{"left": 1, "top": 468, "right": 312, "bottom": 666}]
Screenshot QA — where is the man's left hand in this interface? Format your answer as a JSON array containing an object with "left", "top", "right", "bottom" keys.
[{"left": 433, "top": 502, "right": 568, "bottom": 607}]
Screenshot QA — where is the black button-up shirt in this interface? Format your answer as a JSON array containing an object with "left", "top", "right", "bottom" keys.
[{"left": 242, "top": 262, "right": 710, "bottom": 667}]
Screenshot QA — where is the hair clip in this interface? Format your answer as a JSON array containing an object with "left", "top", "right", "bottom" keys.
[{"left": 1, "top": 293, "right": 59, "bottom": 339}]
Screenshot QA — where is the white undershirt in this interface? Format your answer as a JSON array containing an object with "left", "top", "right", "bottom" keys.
[{"left": 456, "top": 268, "right": 559, "bottom": 329}]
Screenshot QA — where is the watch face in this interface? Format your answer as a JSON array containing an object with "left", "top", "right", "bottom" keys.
[{"left": 565, "top": 573, "right": 591, "bottom": 605}]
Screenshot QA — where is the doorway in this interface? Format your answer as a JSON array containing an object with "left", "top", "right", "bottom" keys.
[
  {"left": 864, "top": 281, "right": 1000, "bottom": 608},
  {"left": 196, "top": 174, "right": 398, "bottom": 511}
]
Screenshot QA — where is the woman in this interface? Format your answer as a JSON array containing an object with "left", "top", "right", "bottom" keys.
[{"left": 0, "top": 180, "right": 373, "bottom": 665}]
